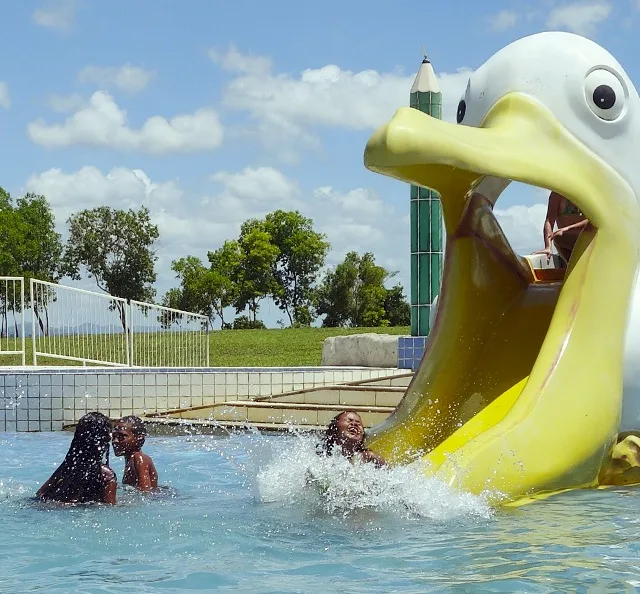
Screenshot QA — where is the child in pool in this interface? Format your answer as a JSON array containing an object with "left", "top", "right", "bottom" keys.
[
  {"left": 111, "top": 416, "right": 158, "bottom": 492},
  {"left": 37, "top": 412, "right": 117, "bottom": 505},
  {"left": 319, "top": 411, "right": 387, "bottom": 468}
]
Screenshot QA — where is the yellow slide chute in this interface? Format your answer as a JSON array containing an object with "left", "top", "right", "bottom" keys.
[{"left": 362, "top": 32, "right": 640, "bottom": 505}]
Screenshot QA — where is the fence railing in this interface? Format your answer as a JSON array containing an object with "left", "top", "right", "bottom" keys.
[
  {"left": 31, "top": 279, "right": 130, "bottom": 367},
  {"left": 129, "top": 300, "right": 210, "bottom": 367},
  {"left": 0, "top": 277, "right": 26, "bottom": 366},
  {"left": 21, "top": 278, "right": 210, "bottom": 367}
]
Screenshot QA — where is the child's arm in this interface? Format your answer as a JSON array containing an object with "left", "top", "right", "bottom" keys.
[
  {"left": 104, "top": 478, "right": 117, "bottom": 504},
  {"left": 36, "top": 477, "right": 54, "bottom": 498},
  {"left": 132, "top": 452, "right": 157, "bottom": 491},
  {"left": 361, "top": 449, "right": 387, "bottom": 468}
]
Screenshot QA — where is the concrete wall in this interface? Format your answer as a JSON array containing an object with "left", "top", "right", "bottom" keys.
[
  {"left": 0, "top": 366, "right": 406, "bottom": 432},
  {"left": 321, "top": 334, "right": 400, "bottom": 368}
]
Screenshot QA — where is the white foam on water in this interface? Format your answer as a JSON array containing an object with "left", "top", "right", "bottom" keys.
[{"left": 252, "top": 432, "right": 493, "bottom": 521}]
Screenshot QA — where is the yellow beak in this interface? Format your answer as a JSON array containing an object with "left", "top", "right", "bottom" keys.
[{"left": 362, "top": 93, "right": 640, "bottom": 504}]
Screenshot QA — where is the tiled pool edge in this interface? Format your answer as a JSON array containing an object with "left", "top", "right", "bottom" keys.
[{"left": 0, "top": 366, "right": 406, "bottom": 432}]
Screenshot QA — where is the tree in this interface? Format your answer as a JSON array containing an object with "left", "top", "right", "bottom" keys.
[
  {"left": 315, "top": 251, "right": 406, "bottom": 328},
  {"left": 314, "top": 252, "right": 359, "bottom": 327},
  {"left": 207, "top": 240, "right": 242, "bottom": 327},
  {"left": 384, "top": 284, "right": 411, "bottom": 326},
  {"left": 233, "top": 222, "right": 279, "bottom": 325},
  {"left": 0, "top": 189, "right": 65, "bottom": 336},
  {"left": 261, "top": 210, "right": 330, "bottom": 327},
  {"left": 65, "top": 206, "right": 159, "bottom": 330},
  {"left": 162, "top": 248, "right": 240, "bottom": 328}
]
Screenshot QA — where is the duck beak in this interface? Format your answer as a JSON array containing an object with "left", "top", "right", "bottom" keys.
[{"left": 363, "top": 93, "right": 640, "bottom": 504}]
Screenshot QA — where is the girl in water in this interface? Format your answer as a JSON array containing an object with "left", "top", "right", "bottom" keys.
[
  {"left": 319, "top": 411, "right": 386, "bottom": 468},
  {"left": 37, "top": 412, "right": 117, "bottom": 504}
]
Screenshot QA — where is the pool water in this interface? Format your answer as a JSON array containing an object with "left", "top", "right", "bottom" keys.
[{"left": 2, "top": 430, "right": 640, "bottom": 593}]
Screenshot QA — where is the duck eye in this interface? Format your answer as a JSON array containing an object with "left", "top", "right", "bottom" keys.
[
  {"left": 456, "top": 99, "right": 466, "bottom": 123},
  {"left": 584, "top": 68, "right": 627, "bottom": 121}
]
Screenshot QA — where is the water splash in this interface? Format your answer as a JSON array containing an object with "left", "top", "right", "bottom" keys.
[{"left": 253, "top": 432, "right": 493, "bottom": 521}]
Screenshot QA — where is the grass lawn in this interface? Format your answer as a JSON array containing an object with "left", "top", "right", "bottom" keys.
[{"left": 0, "top": 326, "right": 410, "bottom": 368}]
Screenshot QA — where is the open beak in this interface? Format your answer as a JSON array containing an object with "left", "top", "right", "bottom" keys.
[{"left": 363, "top": 93, "right": 640, "bottom": 504}]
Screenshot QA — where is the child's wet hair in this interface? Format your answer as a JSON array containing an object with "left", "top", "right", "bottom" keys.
[
  {"left": 38, "top": 411, "right": 112, "bottom": 503},
  {"left": 119, "top": 416, "right": 147, "bottom": 440}
]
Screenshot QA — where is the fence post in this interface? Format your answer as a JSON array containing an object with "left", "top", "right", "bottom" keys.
[
  {"left": 128, "top": 301, "right": 134, "bottom": 367},
  {"left": 20, "top": 277, "right": 25, "bottom": 366},
  {"left": 206, "top": 319, "right": 210, "bottom": 367},
  {"left": 30, "top": 279, "right": 37, "bottom": 367}
]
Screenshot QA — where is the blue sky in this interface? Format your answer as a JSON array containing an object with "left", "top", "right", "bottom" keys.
[{"left": 1, "top": 0, "right": 639, "bottom": 327}]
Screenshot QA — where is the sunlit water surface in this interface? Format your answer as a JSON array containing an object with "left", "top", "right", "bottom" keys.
[{"left": 1, "top": 431, "right": 640, "bottom": 593}]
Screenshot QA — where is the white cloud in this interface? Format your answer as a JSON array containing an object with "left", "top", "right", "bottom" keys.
[
  {"left": 211, "top": 45, "right": 472, "bottom": 159},
  {"left": 27, "top": 90, "right": 224, "bottom": 154},
  {"left": 546, "top": 1, "right": 612, "bottom": 36},
  {"left": 489, "top": 10, "right": 519, "bottom": 31},
  {"left": 494, "top": 202, "right": 548, "bottom": 255},
  {"left": 24, "top": 166, "right": 183, "bottom": 226},
  {"left": 78, "top": 64, "right": 156, "bottom": 94},
  {"left": 33, "top": 0, "right": 76, "bottom": 32},
  {"left": 0, "top": 82, "right": 10, "bottom": 109}
]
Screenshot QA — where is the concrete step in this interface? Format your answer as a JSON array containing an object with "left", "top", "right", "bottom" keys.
[
  {"left": 256, "top": 385, "right": 406, "bottom": 408},
  {"left": 345, "top": 372, "right": 413, "bottom": 388},
  {"left": 149, "top": 400, "right": 394, "bottom": 429}
]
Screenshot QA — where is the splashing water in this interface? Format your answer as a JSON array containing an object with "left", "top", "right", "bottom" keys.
[{"left": 252, "top": 432, "right": 492, "bottom": 520}]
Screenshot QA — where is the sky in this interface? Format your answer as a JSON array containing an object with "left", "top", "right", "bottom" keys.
[{"left": 1, "top": 0, "right": 639, "bottom": 328}]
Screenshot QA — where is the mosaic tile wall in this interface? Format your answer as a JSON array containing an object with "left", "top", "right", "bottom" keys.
[
  {"left": 0, "top": 366, "right": 406, "bottom": 432},
  {"left": 397, "top": 336, "right": 427, "bottom": 370}
]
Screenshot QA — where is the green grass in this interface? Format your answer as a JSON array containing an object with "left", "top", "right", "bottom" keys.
[{"left": 0, "top": 326, "right": 410, "bottom": 368}]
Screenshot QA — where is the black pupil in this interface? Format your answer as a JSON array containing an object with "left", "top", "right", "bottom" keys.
[
  {"left": 457, "top": 100, "right": 466, "bottom": 123},
  {"left": 593, "top": 84, "right": 616, "bottom": 110}
]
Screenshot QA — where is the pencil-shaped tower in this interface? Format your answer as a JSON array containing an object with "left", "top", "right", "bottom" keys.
[{"left": 409, "top": 54, "right": 443, "bottom": 336}]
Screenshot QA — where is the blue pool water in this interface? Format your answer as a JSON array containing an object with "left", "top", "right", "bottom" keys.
[{"left": 2, "top": 431, "right": 640, "bottom": 593}]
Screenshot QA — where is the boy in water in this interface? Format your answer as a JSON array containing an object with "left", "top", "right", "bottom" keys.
[{"left": 112, "top": 416, "right": 158, "bottom": 492}]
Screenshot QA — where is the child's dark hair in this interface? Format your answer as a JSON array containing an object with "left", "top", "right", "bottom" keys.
[
  {"left": 319, "top": 411, "right": 364, "bottom": 456},
  {"left": 120, "top": 416, "right": 147, "bottom": 442},
  {"left": 38, "top": 412, "right": 112, "bottom": 503}
]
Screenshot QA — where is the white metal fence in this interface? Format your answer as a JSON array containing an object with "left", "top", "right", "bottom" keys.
[
  {"left": 129, "top": 300, "right": 210, "bottom": 367},
  {"left": 0, "top": 277, "right": 25, "bottom": 366},
  {"left": 31, "top": 279, "right": 130, "bottom": 366},
  {"left": 24, "top": 279, "right": 210, "bottom": 367}
]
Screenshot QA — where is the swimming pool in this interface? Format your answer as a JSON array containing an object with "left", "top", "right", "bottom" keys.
[{"left": 2, "top": 430, "right": 640, "bottom": 592}]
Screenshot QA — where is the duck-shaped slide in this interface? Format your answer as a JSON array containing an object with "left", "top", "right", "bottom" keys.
[{"left": 363, "top": 32, "right": 640, "bottom": 505}]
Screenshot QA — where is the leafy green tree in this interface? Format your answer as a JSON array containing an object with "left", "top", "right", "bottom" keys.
[
  {"left": 207, "top": 240, "right": 242, "bottom": 326},
  {"left": 314, "top": 252, "right": 359, "bottom": 327},
  {"left": 0, "top": 189, "right": 65, "bottom": 336},
  {"left": 233, "top": 222, "right": 279, "bottom": 325},
  {"left": 315, "top": 251, "right": 405, "bottom": 328},
  {"left": 162, "top": 248, "right": 241, "bottom": 328},
  {"left": 65, "top": 206, "right": 159, "bottom": 329},
  {"left": 260, "top": 210, "right": 329, "bottom": 327},
  {"left": 384, "top": 284, "right": 411, "bottom": 326}
]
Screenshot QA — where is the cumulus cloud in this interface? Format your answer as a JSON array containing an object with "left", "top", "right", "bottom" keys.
[
  {"left": 0, "top": 82, "right": 10, "bottom": 109},
  {"left": 489, "top": 10, "right": 520, "bottom": 31},
  {"left": 546, "top": 1, "right": 612, "bottom": 36},
  {"left": 78, "top": 64, "right": 156, "bottom": 94},
  {"left": 210, "top": 45, "right": 472, "bottom": 159},
  {"left": 32, "top": 0, "right": 77, "bottom": 32},
  {"left": 27, "top": 90, "right": 224, "bottom": 154}
]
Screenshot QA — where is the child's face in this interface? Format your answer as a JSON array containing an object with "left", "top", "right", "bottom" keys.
[
  {"left": 111, "top": 423, "right": 139, "bottom": 457},
  {"left": 336, "top": 412, "right": 365, "bottom": 446}
]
